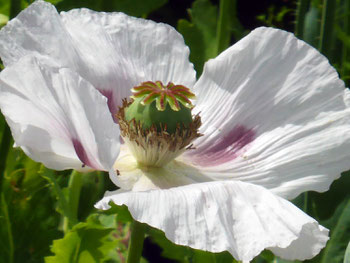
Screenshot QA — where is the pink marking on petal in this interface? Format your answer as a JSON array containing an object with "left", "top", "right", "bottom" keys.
[
  {"left": 98, "top": 89, "right": 118, "bottom": 122},
  {"left": 190, "top": 125, "right": 256, "bottom": 167},
  {"left": 72, "top": 138, "right": 98, "bottom": 170}
]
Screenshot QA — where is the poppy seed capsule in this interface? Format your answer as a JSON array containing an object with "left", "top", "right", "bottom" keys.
[{"left": 124, "top": 81, "right": 195, "bottom": 134}]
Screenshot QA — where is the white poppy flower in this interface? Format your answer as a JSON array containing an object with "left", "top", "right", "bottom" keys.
[{"left": 0, "top": 1, "right": 349, "bottom": 262}]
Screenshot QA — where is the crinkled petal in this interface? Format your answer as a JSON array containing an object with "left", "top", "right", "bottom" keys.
[
  {"left": 60, "top": 7, "right": 196, "bottom": 87},
  {"left": 0, "top": 0, "right": 196, "bottom": 116},
  {"left": 187, "top": 27, "right": 350, "bottom": 199},
  {"left": 96, "top": 180, "right": 328, "bottom": 261},
  {"left": 0, "top": 1, "right": 80, "bottom": 69},
  {"left": 0, "top": 55, "right": 120, "bottom": 171}
]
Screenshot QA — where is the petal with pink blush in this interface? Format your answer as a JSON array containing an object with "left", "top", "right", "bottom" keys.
[
  {"left": 0, "top": 56, "right": 120, "bottom": 171},
  {"left": 0, "top": 0, "right": 196, "bottom": 117},
  {"left": 188, "top": 27, "right": 350, "bottom": 199},
  {"left": 189, "top": 125, "right": 256, "bottom": 167}
]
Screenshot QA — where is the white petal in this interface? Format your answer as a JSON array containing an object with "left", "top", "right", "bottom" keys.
[
  {"left": 96, "top": 180, "right": 328, "bottom": 261},
  {"left": 109, "top": 145, "right": 210, "bottom": 191},
  {"left": 0, "top": 0, "right": 196, "bottom": 115},
  {"left": 60, "top": 8, "right": 196, "bottom": 105},
  {"left": 0, "top": 1, "right": 79, "bottom": 68},
  {"left": 0, "top": 56, "right": 120, "bottom": 171},
  {"left": 187, "top": 27, "right": 350, "bottom": 199}
]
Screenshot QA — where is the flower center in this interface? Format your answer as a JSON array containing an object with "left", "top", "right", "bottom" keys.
[{"left": 117, "top": 81, "right": 201, "bottom": 167}]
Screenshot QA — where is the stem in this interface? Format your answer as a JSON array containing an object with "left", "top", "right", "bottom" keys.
[
  {"left": 10, "top": 0, "right": 21, "bottom": 19},
  {"left": 341, "top": 0, "right": 350, "bottom": 85},
  {"left": 303, "top": 192, "right": 308, "bottom": 212},
  {"left": 295, "top": 0, "right": 311, "bottom": 39},
  {"left": 127, "top": 220, "right": 146, "bottom": 263},
  {"left": 0, "top": 119, "right": 12, "bottom": 191},
  {"left": 63, "top": 170, "right": 83, "bottom": 233},
  {"left": 230, "top": 0, "right": 244, "bottom": 41},
  {"left": 0, "top": 0, "right": 21, "bottom": 191},
  {"left": 319, "top": 0, "right": 336, "bottom": 56},
  {"left": 1, "top": 193, "right": 14, "bottom": 263},
  {"left": 216, "top": 0, "right": 232, "bottom": 55}
]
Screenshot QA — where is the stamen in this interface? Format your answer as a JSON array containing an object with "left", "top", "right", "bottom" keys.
[{"left": 117, "top": 99, "right": 202, "bottom": 167}]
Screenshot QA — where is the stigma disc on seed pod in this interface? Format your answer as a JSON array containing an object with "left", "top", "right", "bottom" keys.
[{"left": 125, "top": 81, "right": 196, "bottom": 134}]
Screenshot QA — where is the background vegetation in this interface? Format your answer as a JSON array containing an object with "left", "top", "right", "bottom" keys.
[{"left": 0, "top": 0, "right": 349, "bottom": 262}]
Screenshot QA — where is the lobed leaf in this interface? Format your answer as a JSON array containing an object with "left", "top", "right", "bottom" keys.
[{"left": 45, "top": 215, "right": 118, "bottom": 263}]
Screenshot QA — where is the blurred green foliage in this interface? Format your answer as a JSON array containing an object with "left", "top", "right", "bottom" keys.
[
  {"left": 0, "top": 152, "right": 62, "bottom": 263},
  {"left": 52, "top": 0, "right": 167, "bottom": 17},
  {"left": 178, "top": 0, "right": 218, "bottom": 75},
  {"left": 178, "top": 0, "right": 245, "bottom": 76},
  {"left": 0, "top": 0, "right": 350, "bottom": 262}
]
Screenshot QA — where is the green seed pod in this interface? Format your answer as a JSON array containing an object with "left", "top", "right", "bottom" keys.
[
  {"left": 125, "top": 97, "right": 192, "bottom": 133},
  {"left": 124, "top": 81, "right": 196, "bottom": 134}
]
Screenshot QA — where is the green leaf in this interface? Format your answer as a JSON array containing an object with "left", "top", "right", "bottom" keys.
[
  {"left": 320, "top": 197, "right": 350, "bottom": 263},
  {"left": 0, "top": 0, "right": 10, "bottom": 16},
  {"left": 303, "top": 5, "right": 321, "bottom": 47},
  {"left": 256, "top": 6, "right": 293, "bottom": 28},
  {"left": 193, "top": 250, "right": 235, "bottom": 263},
  {"left": 148, "top": 226, "right": 192, "bottom": 262},
  {"left": 46, "top": 0, "right": 65, "bottom": 4},
  {"left": 336, "top": 26, "right": 350, "bottom": 49},
  {"left": 78, "top": 171, "right": 107, "bottom": 220},
  {"left": 310, "top": 171, "right": 350, "bottom": 220},
  {"left": 45, "top": 216, "right": 118, "bottom": 263},
  {"left": 305, "top": 197, "right": 350, "bottom": 263},
  {"left": 100, "top": 202, "right": 133, "bottom": 223},
  {"left": 40, "top": 166, "right": 76, "bottom": 225},
  {"left": 0, "top": 13, "right": 8, "bottom": 28},
  {"left": 345, "top": 241, "right": 350, "bottom": 263},
  {"left": 178, "top": 0, "right": 245, "bottom": 76},
  {"left": 274, "top": 259, "right": 298, "bottom": 263},
  {"left": 93, "top": 214, "right": 132, "bottom": 263},
  {"left": 177, "top": 0, "right": 218, "bottom": 75},
  {"left": 102, "top": 0, "right": 167, "bottom": 17},
  {"left": 0, "top": 156, "right": 61, "bottom": 263}
]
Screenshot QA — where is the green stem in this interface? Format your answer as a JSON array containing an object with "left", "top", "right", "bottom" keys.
[
  {"left": 127, "top": 220, "right": 146, "bottom": 263},
  {"left": 295, "top": 0, "right": 311, "bottom": 39},
  {"left": 229, "top": 0, "right": 244, "bottom": 41},
  {"left": 63, "top": 170, "right": 83, "bottom": 233},
  {"left": 216, "top": 0, "right": 232, "bottom": 55},
  {"left": 303, "top": 192, "right": 308, "bottom": 212},
  {"left": 0, "top": 0, "right": 21, "bottom": 191},
  {"left": 10, "top": 0, "right": 21, "bottom": 19},
  {"left": 319, "top": 0, "right": 336, "bottom": 56},
  {"left": 1, "top": 193, "right": 14, "bottom": 263},
  {"left": 0, "top": 120, "right": 12, "bottom": 191},
  {"left": 341, "top": 0, "right": 350, "bottom": 85}
]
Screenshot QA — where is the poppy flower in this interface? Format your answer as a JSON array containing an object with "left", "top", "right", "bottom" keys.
[{"left": 0, "top": 1, "right": 349, "bottom": 261}]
